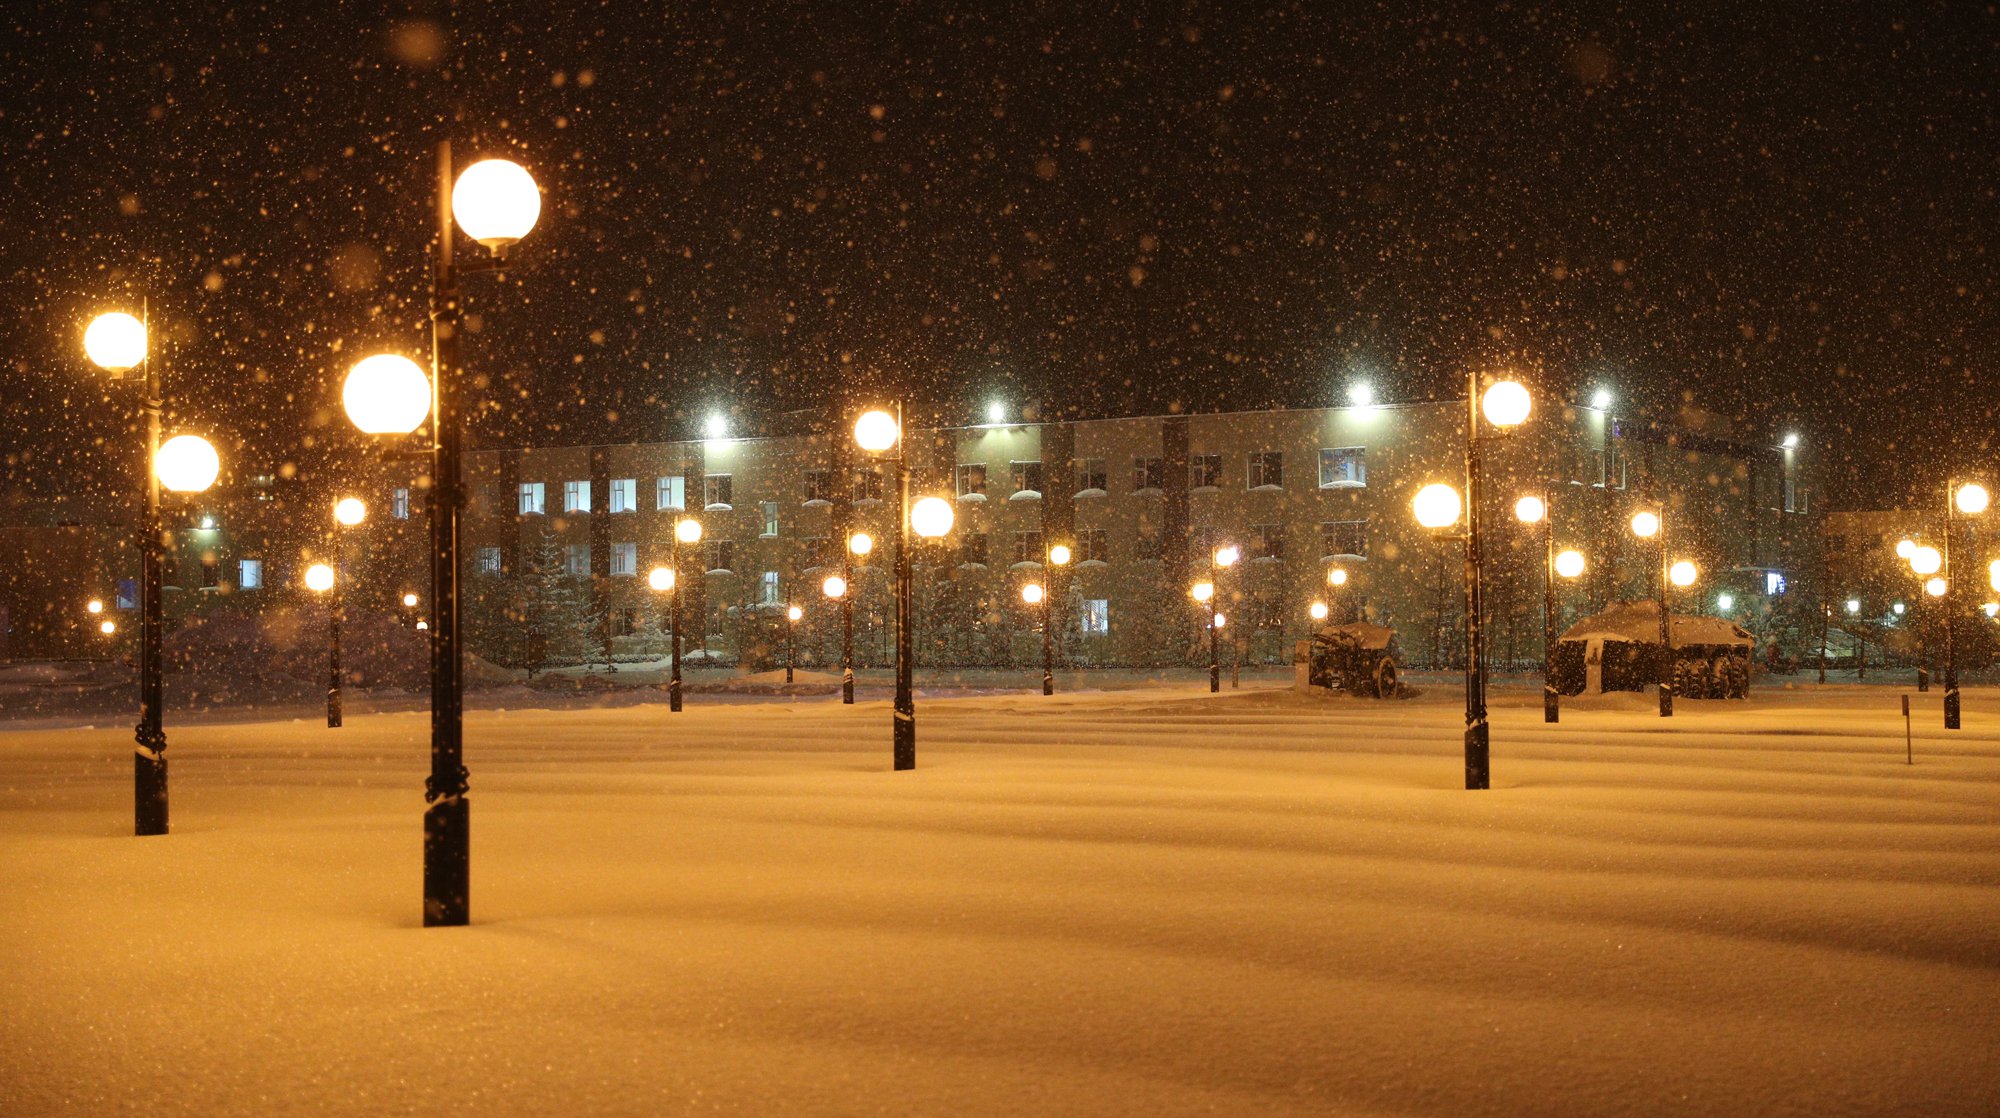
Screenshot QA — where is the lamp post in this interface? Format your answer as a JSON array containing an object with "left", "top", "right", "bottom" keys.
[
  {"left": 785, "top": 603, "right": 802, "bottom": 684},
  {"left": 1325, "top": 566, "right": 1350, "bottom": 622},
  {"left": 854, "top": 407, "right": 954, "bottom": 770},
  {"left": 340, "top": 143, "right": 542, "bottom": 927},
  {"left": 1040, "top": 543, "right": 1073, "bottom": 695},
  {"left": 84, "top": 307, "right": 221, "bottom": 836},
  {"left": 1514, "top": 492, "right": 1560, "bottom": 723},
  {"left": 1191, "top": 577, "right": 1218, "bottom": 689},
  {"left": 1630, "top": 508, "right": 1676, "bottom": 716},
  {"left": 1203, "top": 544, "right": 1240, "bottom": 693},
  {"left": 1412, "top": 374, "right": 1531, "bottom": 791},
  {"left": 303, "top": 561, "right": 340, "bottom": 725},
  {"left": 670, "top": 517, "right": 702, "bottom": 712},
  {"left": 326, "top": 497, "right": 366, "bottom": 728},
  {"left": 844, "top": 531, "right": 873, "bottom": 704},
  {"left": 1943, "top": 481, "right": 1987, "bottom": 729}
]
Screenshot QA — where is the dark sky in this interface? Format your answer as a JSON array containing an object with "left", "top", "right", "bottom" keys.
[{"left": 1, "top": 2, "right": 1993, "bottom": 515}]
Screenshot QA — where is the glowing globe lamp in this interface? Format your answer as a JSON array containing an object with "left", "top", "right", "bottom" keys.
[
  {"left": 155, "top": 435, "right": 219, "bottom": 493},
  {"left": 910, "top": 496, "right": 954, "bottom": 538},
  {"left": 1413, "top": 483, "right": 1461, "bottom": 529},
  {"left": 84, "top": 312, "right": 147, "bottom": 372},
  {"left": 343, "top": 354, "right": 432, "bottom": 435},
  {"left": 451, "top": 159, "right": 541, "bottom": 250}
]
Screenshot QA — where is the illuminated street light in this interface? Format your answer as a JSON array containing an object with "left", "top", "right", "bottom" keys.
[
  {"left": 1669, "top": 560, "right": 1698, "bottom": 588},
  {"left": 1327, "top": 567, "right": 1348, "bottom": 587},
  {"left": 1048, "top": 544, "right": 1072, "bottom": 567},
  {"left": 1555, "top": 550, "right": 1586, "bottom": 579},
  {"left": 1590, "top": 388, "right": 1613, "bottom": 411},
  {"left": 1513, "top": 495, "right": 1546, "bottom": 524},
  {"left": 1521, "top": 487, "right": 1562, "bottom": 722},
  {"left": 99, "top": 620, "right": 118, "bottom": 636},
  {"left": 822, "top": 574, "right": 848, "bottom": 599},
  {"left": 155, "top": 435, "right": 219, "bottom": 493},
  {"left": 705, "top": 414, "right": 729, "bottom": 440},
  {"left": 853, "top": 409, "right": 900, "bottom": 453},
  {"left": 667, "top": 519, "right": 703, "bottom": 712},
  {"left": 450, "top": 158, "right": 542, "bottom": 250},
  {"left": 334, "top": 497, "right": 367, "bottom": 527},
  {"left": 1781, "top": 433, "right": 1800, "bottom": 449},
  {"left": 1021, "top": 583, "right": 1045, "bottom": 605},
  {"left": 648, "top": 566, "right": 675, "bottom": 593},
  {"left": 848, "top": 532, "right": 874, "bottom": 557},
  {"left": 1718, "top": 592, "right": 1735, "bottom": 612},
  {"left": 403, "top": 593, "right": 420, "bottom": 609},
  {"left": 1631, "top": 511, "right": 1660, "bottom": 539},
  {"left": 304, "top": 563, "right": 336, "bottom": 593},
  {"left": 1480, "top": 380, "right": 1532, "bottom": 428},
  {"left": 334, "top": 140, "right": 548, "bottom": 927},
  {"left": 1309, "top": 601, "right": 1329, "bottom": 622},
  {"left": 1926, "top": 577, "right": 1948, "bottom": 598},
  {"left": 1348, "top": 381, "right": 1374, "bottom": 407},
  {"left": 911, "top": 497, "right": 954, "bottom": 539},
  {"left": 86, "top": 598, "right": 104, "bottom": 615},
  {"left": 1941, "top": 479, "right": 1989, "bottom": 728},
  {"left": 1896, "top": 538, "right": 1917, "bottom": 560},
  {"left": 342, "top": 354, "right": 432, "bottom": 435},
  {"left": 784, "top": 600, "right": 802, "bottom": 683},
  {"left": 1630, "top": 506, "right": 1675, "bottom": 716},
  {"left": 1412, "top": 483, "right": 1461, "bottom": 529},
  {"left": 1910, "top": 546, "right": 1942, "bottom": 576},
  {"left": 83, "top": 301, "right": 220, "bottom": 834},
  {"left": 304, "top": 561, "right": 343, "bottom": 728},
  {"left": 1846, "top": 598, "right": 1861, "bottom": 615},
  {"left": 987, "top": 401, "right": 1006, "bottom": 424},
  {"left": 1190, "top": 581, "right": 1215, "bottom": 604},
  {"left": 855, "top": 403, "right": 949, "bottom": 769},
  {"left": 1956, "top": 483, "right": 1990, "bottom": 516},
  {"left": 1213, "top": 544, "right": 1240, "bottom": 568}
]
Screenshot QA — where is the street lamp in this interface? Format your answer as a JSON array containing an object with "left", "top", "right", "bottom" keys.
[
  {"left": 324, "top": 497, "right": 366, "bottom": 728},
  {"left": 338, "top": 142, "right": 543, "bottom": 927},
  {"left": 785, "top": 603, "right": 802, "bottom": 684},
  {"left": 1629, "top": 506, "right": 1676, "bottom": 716},
  {"left": 1308, "top": 601, "right": 1329, "bottom": 622},
  {"left": 854, "top": 406, "right": 955, "bottom": 770},
  {"left": 1325, "top": 565, "right": 1350, "bottom": 622},
  {"left": 1514, "top": 491, "right": 1562, "bottom": 722},
  {"left": 669, "top": 518, "right": 703, "bottom": 712},
  {"left": 84, "top": 305, "right": 220, "bottom": 836},
  {"left": 1038, "top": 542, "right": 1073, "bottom": 695},
  {"left": 1941, "top": 481, "right": 1987, "bottom": 729},
  {"left": 1200, "top": 543, "right": 1241, "bottom": 692},
  {"left": 842, "top": 530, "right": 873, "bottom": 704},
  {"left": 302, "top": 561, "right": 341, "bottom": 726}
]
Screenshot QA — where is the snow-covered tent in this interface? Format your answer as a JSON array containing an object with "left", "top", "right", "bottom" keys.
[{"left": 1552, "top": 600, "right": 1754, "bottom": 699}]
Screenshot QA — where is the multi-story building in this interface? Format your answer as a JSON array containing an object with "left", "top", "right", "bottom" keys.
[{"left": 445, "top": 399, "right": 1822, "bottom": 672}]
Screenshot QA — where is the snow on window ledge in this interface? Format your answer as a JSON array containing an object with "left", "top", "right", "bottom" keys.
[
  {"left": 705, "top": 503, "right": 734, "bottom": 512},
  {"left": 957, "top": 562, "right": 989, "bottom": 571},
  {"left": 854, "top": 497, "right": 884, "bottom": 508},
  {"left": 1320, "top": 552, "right": 1368, "bottom": 562},
  {"left": 1248, "top": 484, "right": 1283, "bottom": 493},
  {"left": 703, "top": 568, "right": 734, "bottom": 576},
  {"left": 1009, "top": 490, "right": 1043, "bottom": 501},
  {"left": 1189, "top": 485, "right": 1220, "bottom": 495},
  {"left": 1132, "top": 487, "right": 1163, "bottom": 497},
  {"left": 802, "top": 498, "right": 831, "bottom": 508},
  {"left": 1318, "top": 481, "right": 1366, "bottom": 490},
  {"left": 1073, "top": 488, "right": 1107, "bottom": 499},
  {"left": 1009, "top": 560, "right": 1043, "bottom": 571},
  {"left": 956, "top": 492, "right": 987, "bottom": 503},
  {"left": 1077, "top": 559, "right": 1108, "bottom": 569}
]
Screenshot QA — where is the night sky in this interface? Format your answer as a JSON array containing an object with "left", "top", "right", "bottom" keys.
[{"left": 1, "top": 2, "right": 1992, "bottom": 516}]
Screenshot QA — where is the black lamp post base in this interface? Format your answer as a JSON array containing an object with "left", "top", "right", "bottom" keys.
[
  {"left": 423, "top": 796, "right": 470, "bottom": 927},
  {"left": 842, "top": 668, "right": 854, "bottom": 704},
  {"left": 1042, "top": 671, "right": 1053, "bottom": 696},
  {"left": 1659, "top": 683, "right": 1674, "bottom": 717},
  {"left": 1543, "top": 685, "right": 1559, "bottom": 724},
  {"left": 893, "top": 712, "right": 915, "bottom": 771},
  {"left": 1463, "top": 722, "right": 1490, "bottom": 790},
  {"left": 1917, "top": 667, "right": 1930, "bottom": 692},
  {"left": 1945, "top": 687, "right": 1961, "bottom": 729},
  {"left": 134, "top": 751, "right": 168, "bottom": 836},
  {"left": 1209, "top": 664, "right": 1220, "bottom": 693},
  {"left": 669, "top": 680, "right": 683, "bottom": 713}
]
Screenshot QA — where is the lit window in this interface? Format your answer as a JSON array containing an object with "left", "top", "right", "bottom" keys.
[
  {"left": 759, "top": 571, "right": 780, "bottom": 606},
  {"left": 762, "top": 502, "right": 780, "bottom": 537},
  {"left": 563, "top": 480, "right": 591, "bottom": 514},
  {"left": 238, "top": 558, "right": 263, "bottom": 590},
  {"left": 1318, "top": 447, "right": 1366, "bottom": 488},
  {"left": 609, "top": 478, "right": 637, "bottom": 514},
  {"left": 656, "top": 475, "right": 685, "bottom": 511},
  {"left": 1080, "top": 599, "right": 1109, "bottom": 635},
  {"left": 392, "top": 488, "right": 410, "bottom": 519},
  {"left": 1766, "top": 571, "right": 1786, "bottom": 596},
  {"left": 518, "top": 482, "right": 545, "bottom": 516}
]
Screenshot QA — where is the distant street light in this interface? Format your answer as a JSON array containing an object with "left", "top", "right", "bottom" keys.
[
  {"left": 1669, "top": 560, "right": 1699, "bottom": 588},
  {"left": 1555, "top": 549, "right": 1587, "bottom": 579},
  {"left": 1308, "top": 601, "right": 1329, "bottom": 622},
  {"left": 84, "top": 303, "right": 220, "bottom": 836},
  {"left": 86, "top": 598, "right": 104, "bottom": 615},
  {"left": 1038, "top": 542, "right": 1073, "bottom": 695},
  {"left": 1629, "top": 504, "right": 1679, "bottom": 716},
  {"left": 303, "top": 560, "right": 341, "bottom": 726},
  {"left": 338, "top": 140, "right": 543, "bottom": 927},
  {"left": 323, "top": 497, "right": 366, "bottom": 728},
  {"left": 1198, "top": 544, "right": 1240, "bottom": 693},
  {"left": 840, "top": 531, "right": 872, "bottom": 704},
  {"left": 1516, "top": 489, "right": 1561, "bottom": 722},
  {"left": 669, "top": 518, "right": 703, "bottom": 712},
  {"left": 785, "top": 602, "right": 802, "bottom": 684},
  {"left": 1942, "top": 481, "right": 1987, "bottom": 728}
]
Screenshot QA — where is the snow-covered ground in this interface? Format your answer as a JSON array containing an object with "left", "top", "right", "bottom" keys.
[{"left": 2, "top": 681, "right": 1995, "bottom": 1116}]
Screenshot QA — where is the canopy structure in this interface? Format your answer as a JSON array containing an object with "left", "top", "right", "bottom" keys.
[
  {"left": 1558, "top": 600, "right": 1753, "bottom": 649},
  {"left": 1554, "top": 600, "right": 1753, "bottom": 699}
]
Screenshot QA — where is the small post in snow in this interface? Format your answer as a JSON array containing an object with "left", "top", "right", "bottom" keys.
[{"left": 1903, "top": 693, "right": 1912, "bottom": 765}]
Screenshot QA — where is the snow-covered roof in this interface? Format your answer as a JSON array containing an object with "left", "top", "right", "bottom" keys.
[
  {"left": 1558, "top": 600, "right": 1753, "bottom": 647},
  {"left": 1312, "top": 622, "right": 1399, "bottom": 650}
]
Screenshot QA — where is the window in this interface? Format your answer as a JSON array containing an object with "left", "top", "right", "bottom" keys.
[
  {"left": 564, "top": 544, "right": 591, "bottom": 578},
  {"left": 564, "top": 480, "right": 591, "bottom": 514},
  {"left": 957, "top": 463, "right": 988, "bottom": 497},
  {"left": 1251, "top": 523, "right": 1284, "bottom": 560},
  {"left": 392, "top": 488, "right": 410, "bottom": 519},
  {"left": 519, "top": 482, "right": 545, "bottom": 516},
  {"left": 656, "top": 475, "right": 686, "bottom": 511},
  {"left": 1247, "top": 452, "right": 1283, "bottom": 490},
  {"left": 609, "top": 478, "right": 637, "bottom": 514},
  {"left": 117, "top": 578, "right": 137, "bottom": 610},
  {"left": 705, "top": 540, "right": 735, "bottom": 573},
  {"left": 960, "top": 533, "right": 990, "bottom": 567},
  {"left": 1321, "top": 520, "right": 1368, "bottom": 559},
  {"left": 1133, "top": 456, "right": 1165, "bottom": 492},
  {"left": 610, "top": 608, "right": 640, "bottom": 637},
  {"left": 1784, "top": 478, "right": 1802, "bottom": 514},
  {"left": 1078, "top": 528, "right": 1109, "bottom": 564},
  {"left": 477, "top": 547, "right": 503, "bottom": 574},
  {"left": 1014, "top": 530, "right": 1045, "bottom": 565},
  {"left": 761, "top": 501, "right": 780, "bottom": 537},
  {"left": 1766, "top": 571, "right": 1787, "bottom": 596},
  {"left": 1080, "top": 599, "right": 1110, "bottom": 635},
  {"left": 1606, "top": 444, "right": 1627, "bottom": 490},
  {"left": 198, "top": 556, "right": 221, "bottom": 588},
  {"left": 1188, "top": 454, "right": 1221, "bottom": 489},
  {"left": 851, "top": 467, "right": 882, "bottom": 503},
  {"left": 1011, "top": 460, "right": 1044, "bottom": 496},
  {"left": 1076, "top": 458, "right": 1107, "bottom": 494},
  {"left": 802, "top": 537, "right": 834, "bottom": 569},
  {"left": 705, "top": 475, "right": 733, "bottom": 509},
  {"left": 609, "top": 543, "right": 637, "bottom": 577},
  {"left": 238, "top": 559, "right": 263, "bottom": 590},
  {"left": 1318, "top": 447, "right": 1366, "bottom": 488},
  {"left": 804, "top": 469, "right": 833, "bottom": 503},
  {"left": 759, "top": 571, "right": 781, "bottom": 606}
]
